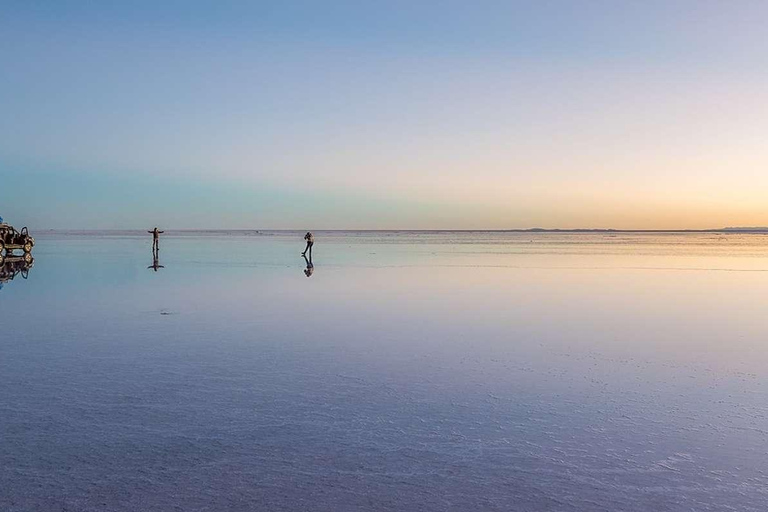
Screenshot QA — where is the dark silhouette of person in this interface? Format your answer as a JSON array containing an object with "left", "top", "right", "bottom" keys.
[
  {"left": 302, "top": 231, "right": 314, "bottom": 258},
  {"left": 148, "top": 227, "right": 164, "bottom": 253},
  {"left": 303, "top": 254, "right": 314, "bottom": 277},
  {"left": 148, "top": 252, "right": 165, "bottom": 272}
]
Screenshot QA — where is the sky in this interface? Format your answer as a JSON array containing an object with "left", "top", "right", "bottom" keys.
[{"left": 2, "top": 1, "right": 768, "bottom": 230}]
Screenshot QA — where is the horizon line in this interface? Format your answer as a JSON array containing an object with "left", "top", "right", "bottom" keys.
[{"left": 30, "top": 227, "right": 768, "bottom": 234}]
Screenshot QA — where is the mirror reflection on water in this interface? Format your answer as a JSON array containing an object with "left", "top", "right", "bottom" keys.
[{"left": 2, "top": 231, "right": 768, "bottom": 511}]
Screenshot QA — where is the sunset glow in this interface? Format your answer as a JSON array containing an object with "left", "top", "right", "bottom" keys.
[{"left": 2, "top": 1, "right": 767, "bottom": 229}]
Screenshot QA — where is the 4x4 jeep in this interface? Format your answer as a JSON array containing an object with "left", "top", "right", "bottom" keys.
[{"left": 0, "top": 224, "right": 35, "bottom": 264}]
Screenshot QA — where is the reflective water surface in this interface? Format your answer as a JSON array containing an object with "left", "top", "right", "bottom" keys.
[{"left": 2, "top": 231, "right": 768, "bottom": 511}]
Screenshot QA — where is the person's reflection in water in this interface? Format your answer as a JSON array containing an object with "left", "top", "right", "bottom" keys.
[
  {"left": 303, "top": 254, "right": 314, "bottom": 277},
  {"left": 148, "top": 250, "right": 165, "bottom": 272}
]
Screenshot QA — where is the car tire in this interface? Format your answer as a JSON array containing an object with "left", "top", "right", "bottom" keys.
[{"left": 24, "top": 242, "right": 32, "bottom": 253}]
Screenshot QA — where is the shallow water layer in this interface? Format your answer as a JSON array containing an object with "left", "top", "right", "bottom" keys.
[{"left": 2, "top": 231, "right": 768, "bottom": 511}]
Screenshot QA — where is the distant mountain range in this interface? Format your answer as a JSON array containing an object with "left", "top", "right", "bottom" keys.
[
  {"left": 506, "top": 227, "right": 768, "bottom": 233},
  {"left": 721, "top": 227, "right": 768, "bottom": 232}
]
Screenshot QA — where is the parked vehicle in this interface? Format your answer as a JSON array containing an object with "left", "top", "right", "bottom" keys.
[{"left": 0, "top": 223, "right": 35, "bottom": 263}]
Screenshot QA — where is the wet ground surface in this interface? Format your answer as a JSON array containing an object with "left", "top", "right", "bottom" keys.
[{"left": 2, "top": 231, "right": 768, "bottom": 511}]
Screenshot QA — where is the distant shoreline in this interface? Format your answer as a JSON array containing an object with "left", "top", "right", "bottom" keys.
[{"left": 31, "top": 228, "right": 768, "bottom": 234}]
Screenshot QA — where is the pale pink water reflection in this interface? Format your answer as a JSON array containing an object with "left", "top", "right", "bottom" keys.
[{"left": 2, "top": 231, "right": 767, "bottom": 511}]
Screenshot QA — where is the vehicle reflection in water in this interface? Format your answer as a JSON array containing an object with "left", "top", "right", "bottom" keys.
[{"left": 0, "top": 254, "right": 34, "bottom": 291}]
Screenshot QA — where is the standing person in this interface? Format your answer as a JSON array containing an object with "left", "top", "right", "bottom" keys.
[
  {"left": 148, "top": 227, "right": 164, "bottom": 253},
  {"left": 302, "top": 231, "right": 314, "bottom": 258}
]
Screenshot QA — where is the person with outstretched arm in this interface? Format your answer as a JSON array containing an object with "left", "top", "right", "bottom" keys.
[{"left": 148, "top": 227, "right": 164, "bottom": 253}]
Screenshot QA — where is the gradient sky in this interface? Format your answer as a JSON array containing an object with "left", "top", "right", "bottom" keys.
[{"left": 2, "top": 1, "right": 767, "bottom": 230}]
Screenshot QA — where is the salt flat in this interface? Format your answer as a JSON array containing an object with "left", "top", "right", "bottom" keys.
[{"left": 2, "top": 231, "right": 767, "bottom": 511}]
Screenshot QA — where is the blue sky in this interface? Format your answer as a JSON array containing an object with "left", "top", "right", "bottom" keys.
[{"left": 2, "top": 1, "right": 768, "bottom": 229}]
